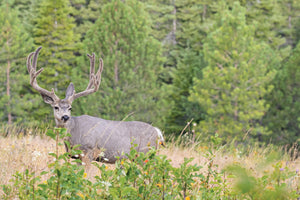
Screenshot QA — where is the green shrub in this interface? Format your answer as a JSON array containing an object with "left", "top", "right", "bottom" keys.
[{"left": 1, "top": 130, "right": 298, "bottom": 199}]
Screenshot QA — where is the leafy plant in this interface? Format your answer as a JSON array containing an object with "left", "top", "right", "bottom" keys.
[
  {"left": 1, "top": 129, "right": 298, "bottom": 199},
  {"left": 1, "top": 128, "right": 94, "bottom": 199}
]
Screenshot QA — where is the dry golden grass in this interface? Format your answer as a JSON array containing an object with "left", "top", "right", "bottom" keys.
[
  {"left": 0, "top": 134, "right": 299, "bottom": 191},
  {"left": 0, "top": 135, "right": 58, "bottom": 185},
  {"left": 161, "top": 142, "right": 299, "bottom": 177}
]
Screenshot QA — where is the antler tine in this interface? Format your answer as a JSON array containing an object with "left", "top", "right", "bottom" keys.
[
  {"left": 95, "top": 58, "right": 104, "bottom": 90},
  {"left": 97, "top": 58, "right": 104, "bottom": 76},
  {"left": 32, "top": 46, "right": 42, "bottom": 71},
  {"left": 27, "top": 47, "right": 59, "bottom": 101},
  {"left": 26, "top": 52, "right": 34, "bottom": 74},
  {"left": 88, "top": 53, "right": 95, "bottom": 75},
  {"left": 71, "top": 53, "right": 103, "bottom": 101},
  {"left": 86, "top": 53, "right": 95, "bottom": 90}
]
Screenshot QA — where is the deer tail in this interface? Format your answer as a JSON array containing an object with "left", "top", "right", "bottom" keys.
[{"left": 154, "top": 127, "right": 165, "bottom": 147}]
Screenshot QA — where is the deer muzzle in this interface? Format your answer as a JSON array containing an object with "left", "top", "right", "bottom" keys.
[{"left": 61, "top": 115, "right": 70, "bottom": 122}]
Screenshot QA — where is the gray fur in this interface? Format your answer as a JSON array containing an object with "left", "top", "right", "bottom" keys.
[{"left": 66, "top": 115, "right": 162, "bottom": 163}]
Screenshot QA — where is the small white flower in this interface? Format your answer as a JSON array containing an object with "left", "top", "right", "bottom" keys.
[
  {"left": 74, "top": 154, "right": 79, "bottom": 158},
  {"left": 99, "top": 152, "right": 105, "bottom": 157},
  {"left": 100, "top": 181, "right": 112, "bottom": 187},
  {"left": 82, "top": 162, "right": 86, "bottom": 165},
  {"left": 53, "top": 158, "right": 56, "bottom": 162},
  {"left": 32, "top": 151, "right": 42, "bottom": 162},
  {"left": 80, "top": 153, "right": 85, "bottom": 157},
  {"left": 32, "top": 151, "right": 41, "bottom": 157},
  {"left": 193, "top": 123, "right": 197, "bottom": 127}
]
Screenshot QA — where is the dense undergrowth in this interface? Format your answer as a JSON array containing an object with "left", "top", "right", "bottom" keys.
[{"left": 1, "top": 128, "right": 299, "bottom": 199}]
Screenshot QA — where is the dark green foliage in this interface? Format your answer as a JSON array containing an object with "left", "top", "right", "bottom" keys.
[
  {"left": 141, "top": 0, "right": 176, "bottom": 82},
  {"left": 0, "top": 2, "right": 35, "bottom": 125},
  {"left": 141, "top": 0, "right": 175, "bottom": 42},
  {"left": 70, "top": 0, "right": 107, "bottom": 41},
  {"left": 164, "top": 0, "right": 208, "bottom": 134},
  {"left": 175, "top": 0, "right": 206, "bottom": 52},
  {"left": 189, "top": 2, "right": 279, "bottom": 142},
  {"left": 245, "top": 0, "right": 286, "bottom": 48},
  {"left": 264, "top": 42, "right": 300, "bottom": 145},
  {"left": 167, "top": 49, "right": 205, "bottom": 133},
  {"left": 82, "top": 0, "right": 171, "bottom": 126},
  {"left": 0, "top": 0, "right": 300, "bottom": 146},
  {"left": 32, "top": 0, "right": 79, "bottom": 93}
]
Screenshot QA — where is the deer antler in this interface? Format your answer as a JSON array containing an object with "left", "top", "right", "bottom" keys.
[
  {"left": 27, "top": 47, "right": 59, "bottom": 102},
  {"left": 70, "top": 53, "right": 103, "bottom": 101}
]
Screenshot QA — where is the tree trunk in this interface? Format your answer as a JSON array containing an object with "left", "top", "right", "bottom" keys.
[
  {"left": 114, "top": 39, "right": 119, "bottom": 87},
  {"left": 6, "top": 59, "right": 12, "bottom": 125},
  {"left": 172, "top": 0, "right": 177, "bottom": 45}
]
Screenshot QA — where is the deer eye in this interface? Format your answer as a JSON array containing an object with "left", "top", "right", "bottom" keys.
[
  {"left": 68, "top": 107, "right": 72, "bottom": 111},
  {"left": 54, "top": 106, "right": 59, "bottom": 110}
]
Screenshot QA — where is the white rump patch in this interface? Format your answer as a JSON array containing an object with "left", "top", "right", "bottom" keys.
[{"left": 154, "top": 127, "right": 164, "bottom": 142}]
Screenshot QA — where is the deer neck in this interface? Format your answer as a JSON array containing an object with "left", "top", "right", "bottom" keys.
[
  {"left": 66, "top": 117, "right": 75, "bottom": 134},
  {"left": 55, "top": 119, "right": 67, "bottom": 128}
]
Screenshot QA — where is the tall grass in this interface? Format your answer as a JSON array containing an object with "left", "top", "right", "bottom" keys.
[{"left": 0, "top": 126, "right": 299, "bottom": 199}]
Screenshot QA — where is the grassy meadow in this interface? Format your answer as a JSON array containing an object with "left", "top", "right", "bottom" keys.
[{"left": 0, "top": 127, "right": 299, "bottom": 199}]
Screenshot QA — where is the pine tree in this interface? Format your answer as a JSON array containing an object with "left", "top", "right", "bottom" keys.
[
  {"left": 263, "top": 42, "right": 300, "bottom": 145},
  {"left": 140, "top": 0, "right": 176, "bottom": 79},
  {"left": 82, "top": 0, "right": 171, "bottom": 127},
  {"left": 32, "top": 0, "right": 79, "bottom": 94},
  {"left": 277, "top": 0, "right": 300, "bottom": 47},
  {"left": 167, "top": 49, "right": 204, "bottom": 133},
  {"left": 140, "top": 0, "right": 175, "bottom": 43},
  {"left": 175, "top": 0, "right": 207, "bottom": 52},
  {"left": 0, "top": 1, "right": 34, "bottom": 126},
  {"left": 30, "top": 0, "right": 80, "bottom": 122},
  {"left": 166, "top": 0, "right": 208, "bottom": 133},
  {"left": 70, "top": 0, "right": 106, "bottom": 41},
  {"left": 189, "top": 2, "right": 279, "bottom": 142},
  {"left": 196, "top": 0, "right": 288, "bottom": 50}
]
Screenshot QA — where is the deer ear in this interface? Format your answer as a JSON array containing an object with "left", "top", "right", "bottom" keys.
[
  {"left": 65, "top": 83, "right": 75, "bottom": 100},
  {"left": 41, "top": 93, "right": 55, "bottom": 105}
]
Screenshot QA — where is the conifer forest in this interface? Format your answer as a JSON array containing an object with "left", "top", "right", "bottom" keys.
[{"left": 1, "top": 0, "right": 300, "bottom": 147}]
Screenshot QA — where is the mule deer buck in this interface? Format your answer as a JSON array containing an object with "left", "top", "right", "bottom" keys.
[{"left": 27, "top": 47, "right": 164, "bottom": 163}]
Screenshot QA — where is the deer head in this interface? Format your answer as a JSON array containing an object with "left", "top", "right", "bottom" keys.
[{"left": 27, "top": 47, "right": 103, "bottom": 127}]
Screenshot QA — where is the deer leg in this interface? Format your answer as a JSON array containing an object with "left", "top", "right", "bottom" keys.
[{"left": 79, "top": 149, "right": 93, "bottom": 166}]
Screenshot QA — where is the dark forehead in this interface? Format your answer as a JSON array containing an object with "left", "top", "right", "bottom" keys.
[{"left": 58, "top": 100, "right": 71, "bottom": 108}]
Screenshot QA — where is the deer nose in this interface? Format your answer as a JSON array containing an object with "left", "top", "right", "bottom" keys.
[{"left": 61, "top": 115, "right": 69, "bottom": 122}]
